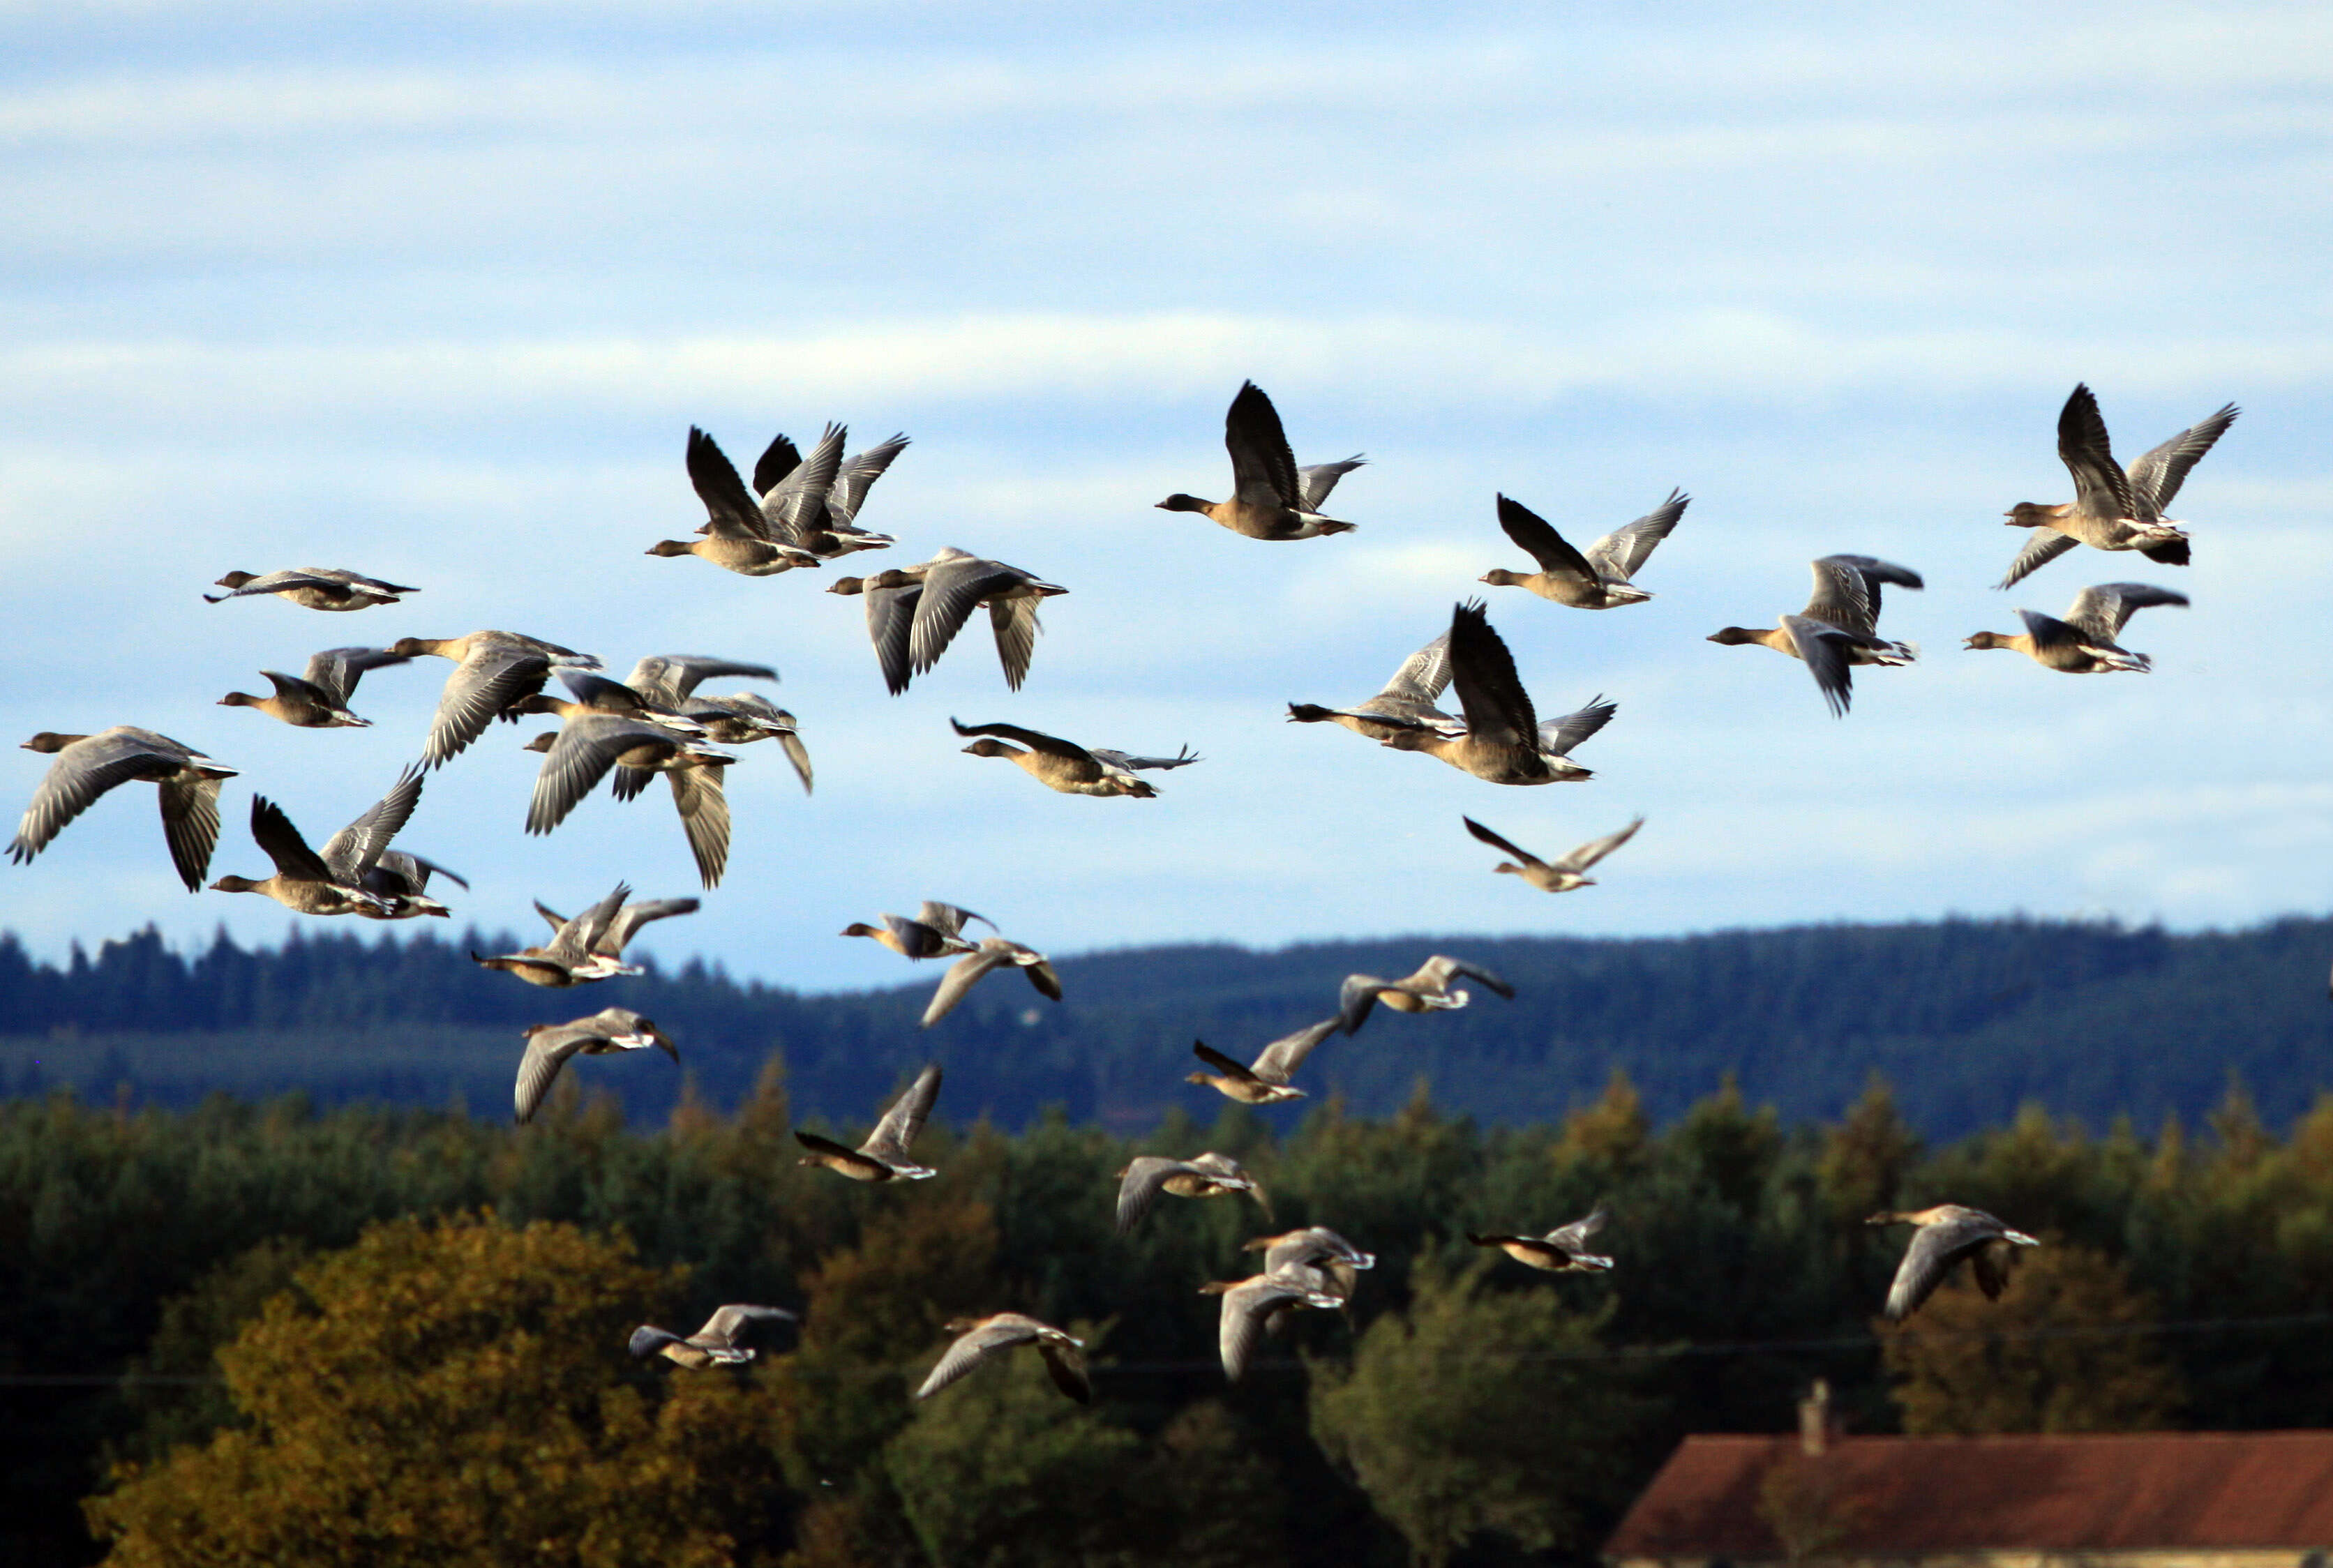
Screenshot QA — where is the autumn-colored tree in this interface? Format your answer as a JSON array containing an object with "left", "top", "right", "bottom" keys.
[
  {"left": 1881, "top": 1242, "right": 2182, "bottom": 1434},
  {"left": 1556, "top": 1069, "right": 1651, "bottom": 1182},
  {"left": 1309, "top": 1261, "right": 1644, "bottom": 1568},
  {"left": 86, "top": 1212, "right": 784, "bottom": 1568},
  {"left": 1817, "top": 1076, "right": 1922, "bottom": 1227}
]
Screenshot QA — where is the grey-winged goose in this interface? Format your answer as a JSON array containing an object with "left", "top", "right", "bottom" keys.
[
  {"left": 1287, "top": 631, "right": 1456, "bottom": 750},
  {"left": 1469, "top": 1205, "right": 1614, "bottom": 1273},
  {"left": 1156, "top": 382, "right": 1360, "bottom": 540},
  {"left": 218, "top": 647, "right": 412, "bottom": 728},
  {"left": 749, "top": 426, "right": 908, "bottom": 556},
  {"left": 513, "top": 1007, "right": 678, "bottom": 1124},
  {"left": 1201, "top": 1272, "right": 1344, "bottom": 1382},
  {"left": 648, "top": 427, "right": 822, "bottom": 575},
  {"left": 1186, "top": 1018, "right": 1340, "bottom": 1105},
  {"left": 1480, "top": 490, "right": 1688, "bottom": 608},
  {"left": 1373, "top": 602, "right": 1615, "bottom": 783},
  {"left": 472, "top": 882, "right": 697, "bottom": 986},
  {"left": 629, "top": 1304, "right": 798, "bottom": 1369},
  {"left": 1867, "top": 1204, "right": 2040, "bottom": 1322},
  {"left": 953, "top": 718, "right": 1197, "bottom": 798},
  {"left": 1998, "top": 385, "right": 2237, "bottom": 589},
  {"left": 1115, "top": 1152, "right": 1269, "bottom": 1235},
  {"left": 1707, "top": 555, "right": 1922, "bottom": 717},
  {"left": 9, "top": 728, "right": 235, "bottom": 891},
  {"left": 921, "top": 936, "right": 1063, "bottom": 1027},
  {"left": 1337, "top": 954, "right": 1515, "bottom": 1036},
  {"left": 519, "top": 716, "right": 733, "bottom": 854},
  {"left": 907, "top": 548, "right": 1068, "bottom": 692},
  {"left": 795, "top": 1064, "right": 943, "bottom": 1182},
  {"left": 204, "top": 568, "right": 416, "bottom": 610},
  {"left": 1463, "top": 815, "right": 1643, "bottom": 893},
  {"left": 915, "top": 1313, "right": 1089, "bottom": 1403},
  {"left": 387, "top": 631, "right": 601, "bottom": 768},
  {"left": 208, "top": 792, "right": 397, "bottom": 916},
  {"left": 1965, "top": 583, "right": 2188, "bottom": 673},
  {"left": 842, "top": 901, "right": 995, "bottom": 959}
]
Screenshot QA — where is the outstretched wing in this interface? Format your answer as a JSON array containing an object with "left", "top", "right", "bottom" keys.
[
  {"left": 249, "top": 796, "right": 336, "bottom": 882},
  {"left": 1297, "top": 453, "right": 1366, "bottom": 512},
  {"left": 1884, "top": 1214, "right": 2001, "bottom": 1322},
  {"left": 1780, "top": 616, "right": 1858, "bottom": 718},
  {"left": 1446, "top": 599, "right": 1537, "bottom": 748},
  {"left": 2063, "top": 582, "right": 2188, "bottom": 643},
  {"left": 1252, "top": 1018, "right": 1338, "bottom": 1085},
  {"left": 1996, "top": 529, "right": 2080, "bottom": 590},
  {"left": 687, "top": 428, "right": 770, "bottom": 540},
  {"left": 922, "top": 947, "right": 1010, "bottom": 1027},
  {"left": 1380, "top": 631, "right": 1453, "bottom": 704},
  {"left": 1552, "top": 817, "right": 1644, "bottom": 875},
  {"left": 1115, "top": 1158, "right": 1181, "bottom": 1235},
  {"left": 1495, "top": 494, "right": 1597, "bottom": 582},
  {"left": 864, "top": 1064, "right": 943, "bottom": 1161},
  {"left": 1584, "top": 489, "right": 1688, "bottom": 581},
  {"left": 318, "top": 765, "right": 426, "bottom": 881},
  {"left": 914, "top": 1318, "right": 1037, "bottom": 1400},
  {"left": 1536, "top": 695, "right": 1616, "bottom": 759},
  {"left": 2125, "top": 402, "right": 2237, "bottom": 517},
  {"left": 2056, "top": 384, "right": 2136, "bottom": 518},
  {"left": 1224, "top": 381, "right": 1304, "bottom": 508}
]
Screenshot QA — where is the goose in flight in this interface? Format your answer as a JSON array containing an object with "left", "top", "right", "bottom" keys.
[
  {"left": 907, "top": 549, "right": 1069, "bottom": 692},
  {"left": 387, "top": 631, "right": 601, "bottom": 767},
  {"left": 1707, "top": 555, "right": 1922, "bottom": 717},
  {"left": 1998, "top": 385, "right": 2237, "bottom": 589},
  {"left": 1369, "top": 602, "right": 1615, "bottom": 783},
  {"left": 647, "top": 426, "right": 823, "bottom": 575},
  {"left": 1201, "top": 1272, "right": 1345, "bottom": 1383},
  {"left": 204, "top": 567, "right": 417, "bottom": 611},
  {"left": 629, "top": 1304, "right": 798, "bottom": 1369},
  {"left": 795, "top": 1064, "right": 944, "bottom": 1182},
  {"left": 827, "top": 568, "right": 927, "bottom": 695},
  {"left": 218, "top": 647, "right": 412, "bottom": 728},
  {"left": 921, "top": 936, "right": 1063, "bottom": 1027},
  {"left": 1186, "top": 1018, "right": 1340, "bottom": 1105},
  {"left": 513, "top": 1007, "right": 678, "bottom": 1124},
  {"left": 472, "top": 882, "right": 697, "bottom": 986},
  {"left": 9, "top": 728, "right": 235, "bottom": 891},
  {"left": 1480, "top": 490, "right": 1688, "bottom": 608},
  {"left": 952, "top": 718, "right": 1197, "bottom": 798},
  {"left": 1462, "top": 815, "right": 1643, "bottom": 893},
  {"left": 357, "top": 848, "right": 467, "bottom": 921},
  {"left": 1468, "top": 1205, "right": 1614, "bottom": 1273},
  {"left": 1337, "top": 954, "right": 1515, "bottom": 1036},
  {"left": 749, "top": 425, "right": 909, "bottom": 556},
  {"left": 915, "top": 1313, "right": 1090, "bottom": 1403},
  {"left": 1287, "top": 631, "right": 1455, "bottom": 750},
  {"left": 1157, "top": 381, "right": 1361, "bottom": 540},
  {"left": 207, "top": 792, "right": 398, "bottom": 916},
  {"left": 1867, "top": 1204, "right": 2039, "bottom": 1322},
  {"left": 1964, "top": 583, "right": 2188, "bottom": 673},
  {"left": 1115, "top": 1152, "right": 1268, "bottom": 1235},
  {"left": 843, "top": 901, "right": 995, "bottom": 959},
  {"left": 519, "top": 715, "right": 733, "bottom": 842},
  {"left": 1239, "top": 1226, "right": 1375, "bottom": 1309}
]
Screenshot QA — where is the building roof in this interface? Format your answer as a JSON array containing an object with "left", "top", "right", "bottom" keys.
[{"left": 1606, "top": 1431, "right": 2333, "bottom": 1557}]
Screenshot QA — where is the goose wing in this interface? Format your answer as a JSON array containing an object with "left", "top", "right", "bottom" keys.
[
  {"left": 513, "top": 1025, "right": 588, "bottom": 1124},
  {"left": 1552, "top": 817, "right": 1644, "bottom": 875},
  {"left": 751, "top": 432, "right": 802, "bottom": 497},
  {"left": 1495, "top": 495, "right": 1598, "bottom": 582},
  {"left": 687, "top": 427, "right": 771, "bottom": 541},
  {"left": 760, "top": 423, "right": 847, "bottom": 544},
  {"left": 555, "top": 881, "right": 631, "bottom": 963},
  {"left": 2064, "top": 583, "right": 2187, "bottom": 643},
  {"left": 1545, "top": 1204, "right": 1610, "bottom": 1252},
  {"left": 1419, "top": 954, "right": 1515, "bottom": 1000},
  {"left": 2013, "top": 609, "right": 2087, "bottom": 654},
  {"left": 864, "top": 578, "right": 922, "bottom": 695},
  {"left": 1803, "top": 557, "right": 1890, "bottom": 635},
  {"left": 157, "top": 767, "right": 230, "bottom": 893},
  {"left": 1446, "top": 600, "right": 1537, "bottom": 748},
  {"left": 1884, "top": 1212, "right": 2003, "bottom": 1322},
  {"left": 698, "top": 1303, "right": 797, "bottom": 1349},
  {"left": 600, "top": 894, "right": 700, "bottom": 957},
  {"left": 303, "top": 646, "right": 410, "bottom": 707},
  {"left": 1462, "top": 816, "right": 1549, "bottom": 872},
  {"left": 828, "top": 432, "right": 910, "bottom": 524},
  {"left": 910, "top": 557, "right": 1022, "bottom": 677},
  {"left": 922, "top": 944, "right": 1012, "bottom": 1027},
  {"left": 1224, "top": 381, "right": 1304, "bottom": 508},
  {"left": 1297, "top": 453, "right": 1366, "bottom": 512},
  {"left": 794, "top": 1129, "right": 887, "bottom": 1177},
  {"left": 423, "top": 649, "right": 550, "bottom": 767},
  {"left": 248, "top": 796, "right": 336, "bottom": 882},
  {"left": 2126, "top": 403, "right": 2237, "bottom": 517},
  {"left": 1193, "top": 1041, "right": 1260, "bottom": 1083},
  {"left": 627, "top": 655, "right": 777, "bottom": 706},
  {"left": 1220, "top": 1276, "right": 1306, "bottom": 1382},
  {"left": 2056, "top": 384, "right": 2136, "bottom": 518},
  {"left": 1584, "top": 489, "right": 1688, "bottom": 580},
  {"left": 1088, "top": 744, "right": 1200, "bottom": 773},
  {"left": 1380, "top": 631, "right": 1453, "bottom": 704},
  {"left": 1996, "top": 529, "right": 2080, "bottom": 590},
  {"left": 1251, "top": 1018, "right": 1339, "bottom": 1084},
  {"left": 915, "top": 1317, "right": 1040, "bottom": 1399},
  {"left": 526, "top": 717, "right": 666, "bottom": 835},
  {"left": 1335, "top": 974, "right": 1393, "bottom": 1036},
  {"left": 989, "top": 597, "right": 1043, "bottom": 691},
  {"left": 950, "top": 718, "right": 1099, "bottom": 767},
  {"left": 917, "top": 902, "right": 994, "bottom": 943},
  {"left": 319, "top": 765, "right": 426, "bottom": 881},
  {"left": 666, "top": 767, "right": 730, "bottom": 889},
  {"left": 1780, "top": 617, "right": 1859, "bottom": 717},
  {"left": 10, "top": 732, "right": 205, "bottom": 880},
  {"left": 863, "top": 1063, "right": 943, "bottom": 1161},
  {"left": 1536, "top": 695, "right": 1616, "bottom": 759},
  {"left": 1115, "top": 1157, "right": 1189, "bottom": 1234},
  {"left": 1036, "top": 1336, "right": 1091, "bottom": 1403}
]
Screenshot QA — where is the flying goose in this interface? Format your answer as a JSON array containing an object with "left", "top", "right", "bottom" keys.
[
  {"left": 1201, "top": 1272, "right": 1344, "bottom": 1382},
  {"left": 1337, "top": 954, "right": 1515, "bottom": 1036},
  {"left": 519, "top": 716, "right": 732, "bottom": 834},
  {"left": 1964, "top": 583, "right": 2189, "bottom": 673},
  {"left": 472, "top": 882, "right": 697, "bottom": 986},
  {"left": 1379, "top": 602, "right": 1615, "bottom": 783},
  {"left": 1115, "top": 1152, "right": 1268, "bottom": 1235},
  {"left": 1239, "top": 1227, "right": 1375, "bottom": 1309},
  {"left": 921, "top": 937, "right": 1063, "bottom": 1027},
  {"left": 1867, "top": 1204, "right": 2040, "bottom": 1322},
  {"left": 218, "top": 647, "right": 412, "bottom": 728},
  {"left": 795, "top": 1064, "right": 944, "bottom": 1182},
  {"left": 313, "top": 766, "right": 456, "bottom": 919},
  {"left": 1287, "top": 631, "right": 1456, "bottom": 749},
  {"left": 1186, "top": 1018, "right": 1340, "bottom": 1105},
  {"left": 204, "top": 568, "right": 417, "bottom": 611},
  {"left": 1156, "top": 381, "right": 1360, "bottom": 540},
  {"left": 915, "top": 1313, "right": 1090, "bottom": 1403},
  {"left": 629, "top": 1304, "right": 799, "bottom": 1369},
  {"left": 1480, "top": 490, "right": 1688, "bottom": 608},
  {"left": 647, "top": 427, "right": 822, "bottom": 575},
  {"left": 1708, "top": 556, "right": 1922, "bottom": 717},
  {"left": 749, "top": 426, "right": 909, "bottom": 555},
  {"left": 9, "top": 728, "right": 235, "bottom": 891},
  {"left": 513, "top": 1007, "right": 679, "bottom": 1124},
  {"left": 1999, "top": 386, "right": 2237, "bottom": 589},
  {"left": 827, "top": 568, "right": 927, "bottom": 694},
  {"left": 676, "top": 693, "right": 812, "bottom": 792},
  {"left": 1469, "top": 1205, "right": 1614, "bottom": 1273},
  {"left": 952, "top": 718, "right": 1198, "bottom": 798},
  {"left": 907, "top": 549, "right": 1069, "bottom": 692},
  {"left": 387, "top": 631, "right": 602, "bottom": 767},
  {"left": 208, "top": 792, "right": 397, "bottom": 917},
  {"left": 842, "top": 901, "right": 995, "bottom": 959},
  {"left": 1462, "top": 815, "right": 1644, "bottom": 893},
  {"left": 358, "top": 849, "right": 468, "bottom": 920}
]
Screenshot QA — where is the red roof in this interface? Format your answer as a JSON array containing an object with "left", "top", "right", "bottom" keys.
[{"left": 1606, "top": 1431, "right": 2333, "bottom": 1557}]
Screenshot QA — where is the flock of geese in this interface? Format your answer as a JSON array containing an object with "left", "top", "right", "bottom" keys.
[{"left": 6, "top": 376, "right": 2239, "bottom": 1395}]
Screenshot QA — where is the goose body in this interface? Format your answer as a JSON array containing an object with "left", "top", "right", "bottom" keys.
[
  {"left": 629, "top": 1304, "right": 797, "bottom": 1369},
  {"left": 1186, "top": 1018, "right": 1339, "bottom": 1104},
  {"left": 916, "top": 1313, "right": 1088, "bottom": 1403},
  {"left": 205, "top": 568, "right": 416, "bottom": 611},
  {"left": 1998, "top": 385, "right": 2236, "bottom": 589},
  {"left": 513, "top": 1007, "right": 678, "bottom": 1124},
  {"left": 1965, "top": 582, "right": 2187, "bottom": 673},
  {"left": 953, "top": 718, "right": 1196, "bottom": 798},
  {"left": 1337, "top": 954, "right": 1515, "bottom": 1036},
  {"left": 1157, "top": 382, "right": 1360, "bottom": 540},
  {"left": 1469, "top": 1205, "right": 1614, "bottom": 1273},
  {"left": 9, "top": 728, "right": 235, "bottom": 891},
  {"left": 1868, "top": 1204, "right": 2040, "bottom": 1322},
  {"left": 1480, "top": 490, "right": 1687, "bottom": 608},
  {"left": 1708, "top": 555, "right": 1923, "bottom": 717},
  {"left": 1463, "top": 815, "right": 1643, "bottom": 893},
  {"left": 795, "top": 1064, "right": 943, "bottom": 1182}
]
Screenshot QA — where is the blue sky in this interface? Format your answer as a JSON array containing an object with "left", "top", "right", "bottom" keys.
[{"left": 3, "top": 2, "right": 2328, "bottom": 990}]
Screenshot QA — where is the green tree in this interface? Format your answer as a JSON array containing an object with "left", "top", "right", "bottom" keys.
[
  {"left": 1309, "top": 1261, "right": 1644, "bottom": 1568},
  {"left": 85, "top": 1212, "right": 783, "bottom": 1567},
  {"left": 1817, "top": 1076, "right": 1922, "bottom": 1226},
  {"left": 1881, "top": 1242, "right": 2182, "bottom": 1434}
]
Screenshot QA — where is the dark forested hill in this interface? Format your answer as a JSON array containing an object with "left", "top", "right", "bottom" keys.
[{"left": 5, "top": 914, "right": 2330, "bottom": 1138}]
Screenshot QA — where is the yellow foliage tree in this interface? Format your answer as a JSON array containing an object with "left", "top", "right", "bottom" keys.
[{"left": 86, "top": 1212, "right": 783, "bottom": 1568}]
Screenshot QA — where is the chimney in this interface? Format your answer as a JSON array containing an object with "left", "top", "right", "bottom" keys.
[{"left": 1798, "top": 1378, "right": 1834, "bottom": 1457}]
